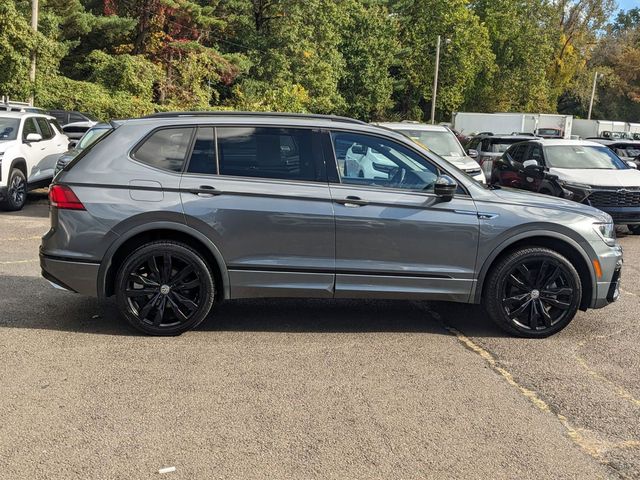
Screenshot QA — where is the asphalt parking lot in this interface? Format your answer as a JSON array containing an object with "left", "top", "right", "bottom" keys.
[{"left": 1, "top": 195, "right": 638, "bottom": 479}]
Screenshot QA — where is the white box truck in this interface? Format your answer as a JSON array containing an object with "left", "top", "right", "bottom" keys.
[
  {"left": 452, "top": 112, "right": 572, "bottom": 139},
  {"left": 571, "top": 119, "right": 629, "bottom": 139}
]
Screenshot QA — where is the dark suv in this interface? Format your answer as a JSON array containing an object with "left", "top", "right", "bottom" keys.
[{"left": 41, "top": 112, "right": 622, "bottom": 337}]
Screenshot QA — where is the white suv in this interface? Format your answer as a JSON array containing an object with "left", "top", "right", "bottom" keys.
[
  {"left": 0, "top": 112, "right": 69, "bottom": 210},
  {"left": 375, "top": 122, "right": 487, "bottom": 183}
]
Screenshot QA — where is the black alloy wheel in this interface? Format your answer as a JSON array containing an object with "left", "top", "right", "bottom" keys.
[
  {"left": 116, "top": 241, "right": 215, "bottom": 335},
  {"left": 1, "top": 168, "right": 27, "bottom": 211},
  {"left": 484, "top": 248, "right": 582, "bottom": 337}
]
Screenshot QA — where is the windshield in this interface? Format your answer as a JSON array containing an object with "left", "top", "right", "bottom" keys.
[
  {"left": 537, "top": 128, "right": 560, "bottom": 136},
  {"left": 545, "top": 145, "right": 629, "bottom": 170},
  {"left": 78, "top": 127, "right": 111, "bottom": 149},
  {"left": 0, "top": 117, "right": 20, "bottom": 140},
  {"left": 398, "top": 129, "right": 466, "bottom": 157}
]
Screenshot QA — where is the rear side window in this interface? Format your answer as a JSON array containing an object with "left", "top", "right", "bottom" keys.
[
  {"left": 217, "top": 127, "right": 323, "bottom": 182},
  {"left": 186, "top": 127, "right": 216, "bottom": 174},
  {"left": 69, "top": 113, "right": 85, "bottom": 123},
  {"left": 133, "top": 127, "right": 194, "bottom": 172},
  {"left": 35, "top": 117, "right": 54, "bottom": 139}
]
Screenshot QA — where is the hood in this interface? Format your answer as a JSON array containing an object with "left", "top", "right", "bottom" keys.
[
  {"left": 442, "top": 154, "right": 479, "bottom": 170},
  {"left": 549, "top": 167, "right": 640, "bottom": 187},
  {"left": 490, "top": 187, "right": 610, "bottom": 222}
]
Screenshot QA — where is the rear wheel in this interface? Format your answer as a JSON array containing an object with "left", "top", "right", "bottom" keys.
[
  {"left": 0, "top": 168, "right": 27, "bottom": 211},
  {"left": 628, "top": 225, "right": 640, "bottom": 235},
  {"left": 115, "top": 241, "right": 215, "bottom": 335},
  {"left": 483, "top": 247, "right": 582, "bottom": 338}
]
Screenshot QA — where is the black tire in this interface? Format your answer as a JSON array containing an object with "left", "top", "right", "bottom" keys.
[
  {"left": 0, "top": 168, "right": 27, "bottom": 211},
  {"left": 115, "top": 241, "right": 215, "bottom": 336},
  {"left": 483, "top": 247, "right": 582, "bottom": 338},
  {"left": 628, "top": 225, "right": 640, "bottom": 235}
]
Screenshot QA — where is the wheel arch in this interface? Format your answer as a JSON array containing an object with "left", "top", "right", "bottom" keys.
[
  {"left": 98, "top": 221, "right": 229, "bottom": 301},
  {"left": 474, "top": 231, "right": 595, "bottom": 311},
  {"left": 10, "top": 157, "right": 27, "bottom": 178}
]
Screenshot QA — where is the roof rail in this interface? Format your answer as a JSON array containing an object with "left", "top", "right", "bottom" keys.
[{"left": 142, "top": 110, "right": 367, "bottom": 125}]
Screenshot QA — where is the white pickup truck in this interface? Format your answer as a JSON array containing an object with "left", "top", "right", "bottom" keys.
[{"left": 0, "top": 112, "right": 69, "bottom": 211}]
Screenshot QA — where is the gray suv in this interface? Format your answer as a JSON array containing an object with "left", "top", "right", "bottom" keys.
[{"left": 40, "top": 112, "right": 623, "bottom": 337}]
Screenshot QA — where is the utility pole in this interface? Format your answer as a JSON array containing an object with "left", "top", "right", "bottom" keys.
[
  {"left": 29, "top": 0, "right": 39, "bottom": 106},
  {"left": 430, "top": 36, "right": 450, "bottom": 125},
  {"left": 587, "top": 71, "right": 601, "bottom": 120}
]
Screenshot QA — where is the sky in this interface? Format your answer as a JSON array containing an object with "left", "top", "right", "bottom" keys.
[{"left": 616, "top": 0, "right": 638, "bottom": 13}]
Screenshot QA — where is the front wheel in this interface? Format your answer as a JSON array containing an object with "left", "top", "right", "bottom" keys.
[
  {"left": 483, "top": 247, "right": 582, "bottom": 338},
  {"left": 0, "top": 168, "right": 27, "bottom": 211},
  {"left": 115, "top": 241, "right": 215, "bottom": 335}
]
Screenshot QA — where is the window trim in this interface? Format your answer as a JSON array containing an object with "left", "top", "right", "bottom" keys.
[
  {"left": 183, "top": 126, "right": 218, "bottom": 176},
  {"left": 326, "top": 128, "right": 470, "bottom": 197},
  {"left": 35, "top": 116, "right": 54, "bottom": 140},
  {"left": 21, "top": 117, "right": 40, "bottom": 143},
  {"left": 129, "top": 125, "right": 197, "bottom": 174}
]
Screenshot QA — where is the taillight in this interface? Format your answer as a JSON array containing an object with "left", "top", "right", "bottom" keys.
[{"left": 49, "top": 185, "right": 85, "bottom": 210}]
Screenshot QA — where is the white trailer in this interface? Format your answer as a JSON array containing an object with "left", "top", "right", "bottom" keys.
[
  {"left": 452, "top": 112, "right": 572, "bottom": 139},
  {"left": 571, "top": 119, "right": 629, "bottom": 139},
  {"left": 628, "top": 123, "right": 640, "bottom": 139}
]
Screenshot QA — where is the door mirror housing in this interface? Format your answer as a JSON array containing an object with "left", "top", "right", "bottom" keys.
[
  {"left": 25, "top": 133, "right": 42, "bottom": 143},
  {"left": 626, "top": 161, "right": 637, "bottom": 169},
  {"left": 467, "top": 149, "right": 479, "bottom": 159},
  {"left": 434, "top": 175, "right": 457, "bottom": 202},
  {"left": 523, "top": 159, "right": 545, "bottom": 176}
]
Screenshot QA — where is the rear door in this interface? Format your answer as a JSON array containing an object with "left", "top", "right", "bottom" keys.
[
  {"left": 327, "top": 130, "right": 479, "bottom": 302},
  {"left": 180, "top": 125, "right": 336, "bottom": 299}
]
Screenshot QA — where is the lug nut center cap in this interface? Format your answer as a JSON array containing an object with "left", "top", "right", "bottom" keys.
[
  {"left": 531, "top": 289, "right": 540, "bottom": 299},
  {"left": 160, "top": 285, "right": 171, "bottom": 295}
]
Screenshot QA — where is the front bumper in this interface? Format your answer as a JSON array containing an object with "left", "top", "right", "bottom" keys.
[
  {"left": 40, "top": 253, "right": 100, "bottom": 296},
  {"left": 591, "top": 245, "right": 623, "bottom": 309},
  {"left": 598, "top": 207, "right": 640, "bottom": 225}
]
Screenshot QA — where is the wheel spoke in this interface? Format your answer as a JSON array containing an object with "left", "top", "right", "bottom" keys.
[
  {"left": 510, "top": 298, "right": 532, "bottom": 317},
  {"left": 529, "top": 299, "right": 540, "bottom": 329},
  {"left": 138, "top": 293, "right": 160, "bottom": 320},
  {"left": 534, "top": 261, "right": 550, "bottom": 288},
  {"left": 542, "top": 265, "right": 562, "bottom": 289},
  {"left": 540, "top": 296, "right": 571, "bottom": 310},
  {"left": 503, "top": 293, "right": 530, "bottom": 308},
  {"left": 171, "top": 291, "right": 198, "bottom": 312},
  {"left": 162, "top": 253, "right": 172, "bottom": 283},
  {"left": 167, "top": 295, "right": 190, "bottom": 322},
  {"left": 125, "top": 287, "right": 157, "bottom": 296},
  {"left": 542, "top": 287, "right": 572, "bottom": 296},
  {"left": 516, "top": 264, "right": 533, "bottom": 288},
  {"left": 169, "top": 265, "right": 194, "bottom": 287},
  {"left": 153, "top": 296, "right": 167, "bottom": 326},
  {"left": 538, "top": 300, "right": 553, "bottom": 327},
  {"left": 508, "top": 273, "right": 529, "bottom": 291},
  {"left": 147, "top": 256, "right": 161, "bottom": 282},
  {"left": 130, "top": 273, "right": 159, "bottom": 287},
  {"left": 174, "top": 279, "right": 200, "bottom": 291}
]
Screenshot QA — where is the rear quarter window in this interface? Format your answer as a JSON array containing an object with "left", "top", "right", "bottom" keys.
[{"left": 132, "top": 127, "right": 194, "bottom": 173}]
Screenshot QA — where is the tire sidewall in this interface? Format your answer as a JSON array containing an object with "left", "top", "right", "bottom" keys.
[
  {"left": 3, "top": 169, "right": 27, "bottom": 211},
  {"left": 115, "top": 242, "right": 215, "bottom": 335}
]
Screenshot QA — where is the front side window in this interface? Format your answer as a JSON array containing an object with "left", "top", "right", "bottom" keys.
[
  {"left": 545, "top": 145, "right": 629, "bottom": 170},
  {"left": 332, "top": 132, "right": 439, "bottom": 192},
  {"left": 35, "top": 117, "right": 54, "bottom": 139},
  {"left": 133, "top": 127, "right": 194, "bottom": 172},
  {"left": 22, "top": 118, "right": 39, "bottom": 141},
  {"left": 217, "top": 127, "right": 323, "bottom": 182}
]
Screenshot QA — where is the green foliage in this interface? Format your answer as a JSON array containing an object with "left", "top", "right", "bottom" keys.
[{"left": 0, "top": 0, "right": 637, "bottom": 122}]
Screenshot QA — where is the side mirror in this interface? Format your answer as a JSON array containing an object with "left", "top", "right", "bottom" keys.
[
  {"left": 522, "top": 159, "right": 539, "bottom": 169},
  {"left": 434, "top": 175, "right": 457, "bottom": 202},
  {"left": 26, "top": 133, "right": 42, "bottom": 143},
  {"left": 523, "top": 159, "right": 545, "bottom": 176},
  {"left": 627, "top": 161, "right": 637, "bottom": 169},
  {"left": 467, "top": 149, "right": 479, "bottom": 159},
  {"left": 68, "top": 140, "right": 78, "bottom": 149}
]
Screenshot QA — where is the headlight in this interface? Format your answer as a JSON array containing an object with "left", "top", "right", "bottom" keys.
[
  {"left": 593, "top": 222, "right": 616, "bottom": 246},
  {"left": 559, "top": 180, "right": 592, "bottom": 190}
]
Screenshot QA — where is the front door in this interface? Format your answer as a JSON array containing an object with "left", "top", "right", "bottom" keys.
[
  {"left": 180, "top": 125, "right": 336, "bottom": 299},
  {"left": 327, "top": 130, "right": 479, "bottom": 302}
]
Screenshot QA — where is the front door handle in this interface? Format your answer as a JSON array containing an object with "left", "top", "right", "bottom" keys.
[
  {"left": 190, "top": 185, "right": 222, "bottom": 197},
  {"left": 335, "top": 195, "right": 368, "bottom": 207}
]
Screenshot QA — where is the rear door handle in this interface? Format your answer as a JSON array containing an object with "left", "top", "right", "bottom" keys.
[
  {"left": 335, "top": 195, "right": 368, "bottom": 207},
  {"left": 190, "top": 185, "right": 222, "bottom": 197}
]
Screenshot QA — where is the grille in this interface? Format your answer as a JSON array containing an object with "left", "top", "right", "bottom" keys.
[{"left": 588, "top": 189, "right": 640, "bottom": 207}]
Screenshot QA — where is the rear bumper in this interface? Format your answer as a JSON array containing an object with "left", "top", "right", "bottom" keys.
[{"left": 40, "top": 253, "right": 100, "bottom": 296}]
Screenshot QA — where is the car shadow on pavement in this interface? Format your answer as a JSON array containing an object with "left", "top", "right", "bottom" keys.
[{"left": 0, "top": 276, "right": 508, "bottom": 337}]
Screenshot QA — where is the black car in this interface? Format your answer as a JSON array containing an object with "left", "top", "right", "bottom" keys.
[{"left": 47, "top": 110, "right": 98, "bottom": 126}]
